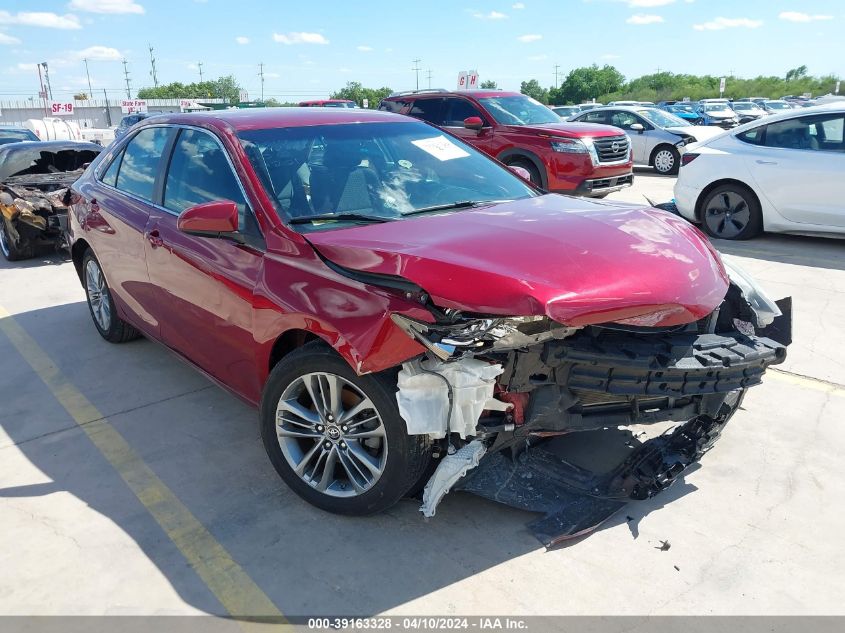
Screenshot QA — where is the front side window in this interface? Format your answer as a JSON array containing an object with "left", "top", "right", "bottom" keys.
[
  {"left": 578, "top": 111, "right": 609, "bottom": 124},
  {"left": 164, "top": 128, "right": 260, "bottom": 236},
  {"left": 442, "top": 98, "right": 485, "bottom": 126},
  {"left": 609, "top": 111, "right": 641, "bottom": 129},
  {"left": 478, "top": 95, "right": 560, "bottom": 125},
  {"left": 115, "top": 126, "right": 173, "bottom": 202},
  {"left": 638, "top": 109, "right": 688, "bottom": 128},
  {"left": 238, "top": 121, "right": 537, "bottom": 231}
]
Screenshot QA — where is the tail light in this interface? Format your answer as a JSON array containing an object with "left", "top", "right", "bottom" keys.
[{"left": 681, "top": 153, "right": 700, "bottom": 167}]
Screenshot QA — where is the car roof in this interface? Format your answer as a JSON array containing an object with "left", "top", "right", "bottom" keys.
[
  {"left": 386, "top": 90, "right": 521, "bottom": 100},
  {"left": 133, "top": 107, "right": 408, "bottom": 132}
]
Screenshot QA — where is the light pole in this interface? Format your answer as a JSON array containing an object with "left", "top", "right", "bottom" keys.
[
  {"left": 83, "top": 58, "right": 93, "bottom": 100},
  {"left": 41, "top": 62, "right": 53, "bottom": 100}
]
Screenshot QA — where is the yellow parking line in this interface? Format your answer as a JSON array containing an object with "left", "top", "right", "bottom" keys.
[
  {"left": 0, "top": 305, "right": 285, "bottom": 621},
  {"left": 769, "top": 367, "right": 845, "bottom": 397}
]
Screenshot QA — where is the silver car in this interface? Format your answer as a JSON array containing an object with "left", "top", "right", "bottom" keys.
[{"left": 571, "top": 106, "right": 725, "bottom": 174}]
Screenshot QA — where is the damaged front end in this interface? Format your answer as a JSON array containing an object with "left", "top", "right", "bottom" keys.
[{"left": 392, "top": 262, "right": 791, "bottom": 546}]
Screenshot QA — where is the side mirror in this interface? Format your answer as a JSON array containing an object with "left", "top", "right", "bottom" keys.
[
  {"left": 464, "top": 116, "right": 484, "bottom": 130},
  {"left": 508, "top": 165, "right": 532, "bottom": 181},
  {"left": 177, "top": 200, "right": 239, "bottom": 238},
  {"left": 629, "top": 123, "right": 645, "bottom": 133}
]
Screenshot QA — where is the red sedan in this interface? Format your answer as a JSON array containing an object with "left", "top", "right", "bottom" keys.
[{"left": 67, "top": 108, "right": 788, "bottom": 539}]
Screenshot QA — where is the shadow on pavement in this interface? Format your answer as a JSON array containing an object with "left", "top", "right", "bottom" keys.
[{"left": 713, "top": 233, "right": 845, "bottom": 272}]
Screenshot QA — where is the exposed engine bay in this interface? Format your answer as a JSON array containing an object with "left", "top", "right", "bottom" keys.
[{"left": 391, "top": 262, "right": 791, "bottom": 545}]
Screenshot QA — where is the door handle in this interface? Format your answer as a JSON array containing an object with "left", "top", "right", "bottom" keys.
[
  {"left": 755, "top": 160, "right": 778, "bottom": 165},
  {"left": 146, "top": 229, "right": 164, "bottom": 248}
]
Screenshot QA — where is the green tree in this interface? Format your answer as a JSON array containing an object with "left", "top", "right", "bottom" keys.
[
  {"left": 785, "top": 65, "right": 808, "bottom": 82},
  {"left": 480, "top": 80, "right": 498, "bottom": 89},
  {"left": 137, "top": 75, "right": 243, "bottom": 104},
  {"left": 73, "top": 92, "right": 89, "bottom": 101},
  {"left": 554, "top": 65, "right": 625, "bottom": 104},
  {"left": 520, "top": 79, "right": 549, "bottom": 104},
  {"left": 330, "top": 81, "right": 393, "bottom": 108}
]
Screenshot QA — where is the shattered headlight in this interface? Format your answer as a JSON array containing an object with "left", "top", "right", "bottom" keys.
[{"left": 721, "top": 256, "right": 782, "bottom": 328}]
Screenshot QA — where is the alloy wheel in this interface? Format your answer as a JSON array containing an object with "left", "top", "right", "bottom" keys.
[
  {"left": 0, "top": 221, "right": 10, "bottom": 258},
  {"left": 654, "top": 150, "right": 675, "bottom": 174},
  {"left": 275, "top": 371, "right": 388, "bottom": 497},
  {"left": 704, "top": 191, "right": 751, "bottom": 239},
  {"left": 85, "top": 259, "right": 111, "bottom": 331}
]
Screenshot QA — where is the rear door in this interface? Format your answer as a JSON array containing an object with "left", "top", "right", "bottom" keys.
[
  {"left": 406, "top": 98, "right": 445, "bottom": 126},
  {"left": 78, "top": 126, "right": 175, "bottom": 337},
  {"left": 144, "top": 126, "right": 266, "bottom": 400},
  {"left": 745, "top": 113, "right": 845, "bottom": 228}
]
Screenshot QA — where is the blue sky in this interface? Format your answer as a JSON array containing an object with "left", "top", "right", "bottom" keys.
[{"left": 1, "top": 0, "right": 843, "bottom": 101}]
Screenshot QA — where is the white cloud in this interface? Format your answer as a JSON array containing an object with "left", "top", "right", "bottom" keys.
[
  {"left": 273, "top": 31, "right": 329, "bottom": 45},
  {"left": 0, "top": 11, "right": 82, "bottom": 29},
  {"left": 628, "top": 0, "right": 674, "bottom": 7},
  {"left": 778, "top": 12, "right": 833, "bottom": 23},
  {"left": 693, "top": 17, "right": 762, "bottom": 31},
  {"left": 517, "top": 33, "right": 542, "bottom": 42},
  {"left": 0, "top": 32, "right": 21, "bottom": 45},
  {"left": 72, "top": 45, "right": 122, "bottom": 60},
  {"left": 627, "top": 14, "right": 664, "bottom": 24},
  {"left": 512, "top": 2, "right": 525, "bottom": 8},
  {"left": 357, "top": 45, "right": 373, "bottom": 51},
  {"left": 68, "top": 0, "right": 145, "bottom": 14},
  {"left": 473, "top": 11, "right": 507, "bottom": 19},
  {"left": 235, "top": 36, "right": 249, "bottom": 44}
]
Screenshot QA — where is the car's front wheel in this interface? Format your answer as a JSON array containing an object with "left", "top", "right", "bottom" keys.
[
  {"left": 700, "top": 184, "right": 763, "bottom": 240},
  {"left": 652, "top": 145, "right": 680, "bottom": 175},
  {"left": 260, "top": 342, "right": 431, "bottom": 515},
  {"left": 0, "top": 219, "right": 35, "bottom": 261},
  {"left": 82, "top": 250, "right": 141, "bottom": 343}
]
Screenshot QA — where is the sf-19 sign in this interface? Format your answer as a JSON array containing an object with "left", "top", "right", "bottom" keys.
[
  {"left": 121, "top": 99, "right": 148, "bottom": 114},
  {"left": 50, "top": 102, "right": 74, "bottom": 116}
]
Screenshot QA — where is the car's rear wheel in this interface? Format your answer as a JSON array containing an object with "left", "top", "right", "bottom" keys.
[
  {"left": 700, "top": 184, "right": 763, "bottom": 240},
  {"left": 82, "top": 250, "right": 141, "bottom": 343},
  {"left": 652, "top": 145, "right": 680, "bottom": 175},
  {"left": 0, "top": 219, "right": 35, "bottom": 261},
  {"left": 260, "top": 341, "right": 431, "bottom": 515},
  {"left": 507, "top": 158, "right": 542, "bottom": 188}
]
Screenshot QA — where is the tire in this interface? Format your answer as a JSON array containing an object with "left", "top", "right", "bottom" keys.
[
  {"left": 82, "top": 249, "right": 141, "bottom": 343},
  {"left": 260, "top": 341, "right": 432, "bottom": 515},
  {"left": 699, "top": 183, "right": 763, "bottom": 240},
  {"left": 507, "top": 158, "right": 543, "bottom": 188},
  {"left": 0, "top": 219, "right": 36, "bottom": 261},
  {"left": 651, "top": 145, "right": 680, "bottom": 175}
]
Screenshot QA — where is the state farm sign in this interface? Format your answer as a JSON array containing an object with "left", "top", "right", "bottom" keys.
[{"left": 121, "top": 99, "right": 148, "bottom": 114}]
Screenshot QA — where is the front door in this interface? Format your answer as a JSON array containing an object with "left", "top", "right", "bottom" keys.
[
  {"left": 441, "top": 97, "right": 494, "bottom": 154},
  {"left": 144, "top": 127, "right": 266, "bottom": 401}
]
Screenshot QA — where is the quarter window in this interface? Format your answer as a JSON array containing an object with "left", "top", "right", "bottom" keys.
[
  {"left": 100, "top": 151, "right": 122, "bottom": 187},
  {"left": 115, "top": 127, "right": 173, "bottom": 202}
]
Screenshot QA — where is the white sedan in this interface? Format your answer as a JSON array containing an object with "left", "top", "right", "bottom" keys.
[{"left": 674, "top": 104, "right": 845, "bottom": 239}]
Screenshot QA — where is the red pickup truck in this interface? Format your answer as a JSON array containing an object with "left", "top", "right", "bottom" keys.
[{"left": 379, "top": 89, "right": 633, "bottom": 197}]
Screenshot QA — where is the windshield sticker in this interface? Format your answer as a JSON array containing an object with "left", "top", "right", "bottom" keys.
[{"left": 411, "top": 136, "right": 470, "bottom": 161}]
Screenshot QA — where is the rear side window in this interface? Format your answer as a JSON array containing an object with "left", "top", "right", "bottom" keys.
[
  {"left": 736, "top": 127, "right": 764, "bottom": 146},
  {"left": 164, "top": 128, "right": 260, "bottom": 237},
  {"left": 115, "top": 127, "right": 173, "bottom": 202},
  {"left": 408, "top": 98, "right": 444, "bottom": 125},
  {"left": 580, "top": 111, "right": 609, "bottom": 124},
  {"left": 443, "top": 98, "right": 484, "bottom": 126},
  {"left": 378, "top": 99, "right": 408, "bottom": 113},
  {"left": 762, "top": 115, "right": 845, "bottom": 152}
]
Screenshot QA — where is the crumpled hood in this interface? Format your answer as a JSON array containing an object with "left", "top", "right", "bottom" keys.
[
  {"left": 306, "top": 195, "right": 729, "bottom": 327},
  {"left": 505, "top": 121, "right": 625, "bottom": 138}
]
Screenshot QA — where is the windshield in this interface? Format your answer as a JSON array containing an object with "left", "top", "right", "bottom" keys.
[
  {"left": 238, "top": 121, "right": 537, "bottom": 230},
  {"left": 667, "top": 105, "right": 695, "bottom": 114},
  {"left": 703, "top": 104, "right": 732, "bottom": 113},
  {"left": 0, "top": 129, "right": 38, "bottom": 145},
  {"left": 637, "top": 108, "right": 689, "bottom": 128},
  {"left": 477, "top": 95, "right": 560, "bottom": 125},
  {"left": 732, "top": 103, "right": 760, "bottom": 111},
  {"left": 765, "top": 101, "right": 792, "bottom": 110},
  {"left": 0, "top": 147, "right": 100, "bottom": 180}
]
